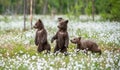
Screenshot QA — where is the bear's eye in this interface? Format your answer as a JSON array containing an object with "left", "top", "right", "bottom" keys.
[
  {"left": 36, "top": 24, "right": 38, "bottom": 26},
  {"left": 74, "top": 39, "right": 75, "bottom": 40}
]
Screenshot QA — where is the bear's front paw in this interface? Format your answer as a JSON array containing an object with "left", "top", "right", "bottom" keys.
[
  {"left": 35, "top": 44, "right": 37, "bottom": 46},
  {"left": 35, "top": 42, "right": 39, "bottom": 46},
  {"left": 65, "top": 45, "right": 68, "bottom": 48}
]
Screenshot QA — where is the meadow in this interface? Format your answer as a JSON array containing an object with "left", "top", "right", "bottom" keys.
[{"left": 0, "top": 15, "right": 120, "bottom": 70}]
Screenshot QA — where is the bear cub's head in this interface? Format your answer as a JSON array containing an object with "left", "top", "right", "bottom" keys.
[
  {"left": 71, "top": 37, "right": 81, "bottom": 44},
  {"left": 33, "top": 19, "right": 44, "bottom": 30},
  {"left": 58, "top": 20, "right": 68, "bottom": 30}
]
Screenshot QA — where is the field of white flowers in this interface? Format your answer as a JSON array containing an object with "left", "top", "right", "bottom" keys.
[{"left": 0, "top": 15, "right": 120, "bottom": 70}]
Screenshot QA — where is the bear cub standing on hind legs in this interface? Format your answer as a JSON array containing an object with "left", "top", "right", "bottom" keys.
[
  {"left": 71, "top": 37, "right": 101, "bottom": 55},
  {"left": 51, "top": 19, "right": 69, "bottom": 55},
  {"left": 33, "top": 19, "right": 51, "bottom": 53}
]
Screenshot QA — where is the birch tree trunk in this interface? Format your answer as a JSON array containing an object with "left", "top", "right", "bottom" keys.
[
  {"left": 43, "top": 0, "right": 48, "bottom": 14},
  {"left": 23, "top": 0, "right": 26, "bottom": 30},
  {"left": 92, "top": 0, "right": 95, "bottom": 21},
  {"left": 30, "top": 0, "right": 33, "bottom": 29}
]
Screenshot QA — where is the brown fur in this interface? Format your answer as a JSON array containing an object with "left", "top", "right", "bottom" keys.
[
  {"left": 71, "top": 37, "right": 101, "bottom": 54},
  {"left": 51, "top": 19, "right": 69, "bottom": 54},
  {"left": 33, "top": 19, "right": 51, "bottom": 53}
]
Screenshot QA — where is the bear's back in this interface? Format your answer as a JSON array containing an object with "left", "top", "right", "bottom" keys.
[{"left": 80, "top": 39, "right": 97, "bottom": 49}]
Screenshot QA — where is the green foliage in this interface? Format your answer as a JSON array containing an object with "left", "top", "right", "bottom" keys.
[
  {"left": 0, "top": 16, "right": 10, "bottom": 23},
  {"left": 27, "top": 48, "right": 36, "bottom": 56},
  {"left": 0, "top": 0, "right": 120, "bottom": 21},
  {"left": 12, "top": 44, "right": 27, "bottom": 56},
  {"left": 18, "top": 64, "right": 28, "bottom": 70},
  {"left": 0, "top": 48, "right": 7, "bottom": 54},
  {"left": 85, "top": 1, "right": 92, "bottom": 16},
  {"left": 97, "top": 0, "right": 120, "bottom": 21}
]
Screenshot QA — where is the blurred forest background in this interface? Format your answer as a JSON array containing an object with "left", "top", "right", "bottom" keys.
[{"left": 0, "top": 0, "right": 120, "bottom": 21}]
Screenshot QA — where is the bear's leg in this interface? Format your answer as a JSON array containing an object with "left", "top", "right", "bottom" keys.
[
  {"left": 54, "top": 45, "right": 60, "bottom": 55},
  {"left": 45, "top": 44, "right": 51, "bottom": 54},
  {"left": 91, "top": 47, "right": 101, "bottom": 55},
  {"left": 61, "top": 47, "right": 68, "bottom": 56},
  {"left": 47, "top": 44, "right": 51, "bottom": 53},
  {"left": 96, "top": 48, "right": 101, "bottom": 55},
  {"left": 54, "top": 44, "right": 59, "bottom": 52},
  {"left": 37, "top": 44, "right": 43, "bottom": 53},
  {"left": 54, "top": 47, "right": 59, "bottom": 53},
  {"left": 60, "top": 48, "right": 67, "bottom": 53}
]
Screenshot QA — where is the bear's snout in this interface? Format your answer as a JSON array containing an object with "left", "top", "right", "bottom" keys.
[
  {"left": 71, "top": 40, "right": 76, "bottom": 44},
  {"left": 57, "top": 25, "right": 61, "bottom": 28},
  {"left": 33, "top": 25, "right": 37, "bottom": 28}
]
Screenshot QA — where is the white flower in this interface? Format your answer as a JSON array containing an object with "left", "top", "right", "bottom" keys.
[
  {"left": 0, "top": 60, "right": 5, "bottom": 67},
  {"left": 19, "top": 50, "right": 23, "bottom": 53},
  {"left": 118, "top": 60, "right": 120, "bottom": 66},
  {"left": 31, "top": 56, "right": 36, "bottom": 60},
  {"left": 106, "top": 63, "right": 111, "bottom": 68}
]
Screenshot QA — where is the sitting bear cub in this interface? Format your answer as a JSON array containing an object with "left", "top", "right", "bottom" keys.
[
  {"left": 33, "top": 19, "right": 51, "bottom": 53},
  {"left": 51, "top": 19, "right": 69, "bottom": 54},
  {"left": 71, "top": 37, "right": 101, "bottom": 54}
]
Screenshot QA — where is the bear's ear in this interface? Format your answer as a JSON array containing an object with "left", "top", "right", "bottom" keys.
[
  {"left": 78, "top": 37, "right": 81, "bottom": 40},
  {"left": 38, "top": 19, "right": 42, "bottom": 23},
  {"left": 65, "top": 20, "right": 68, "bottom": 24}
]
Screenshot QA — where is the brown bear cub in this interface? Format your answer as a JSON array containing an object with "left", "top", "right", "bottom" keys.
[
  {"left": 51, "top": 19, "right": 69, "bottom": 55},
  {"left": 33, "top": 19, "right": 51, "bottom": 53},
  {"left": 71, "top": 37, "right": 101, "bottom": 55}
]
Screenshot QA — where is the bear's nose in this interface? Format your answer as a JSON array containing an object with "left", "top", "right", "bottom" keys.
[
  {"left": 33, "top": 26, "right": 37, "bottom": 28},
  {"left": 57, "top": 26, "right": 60, "bottom": 28},
  {"left": 33, "top": 26, "right": 35, "bottom": 28}
]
